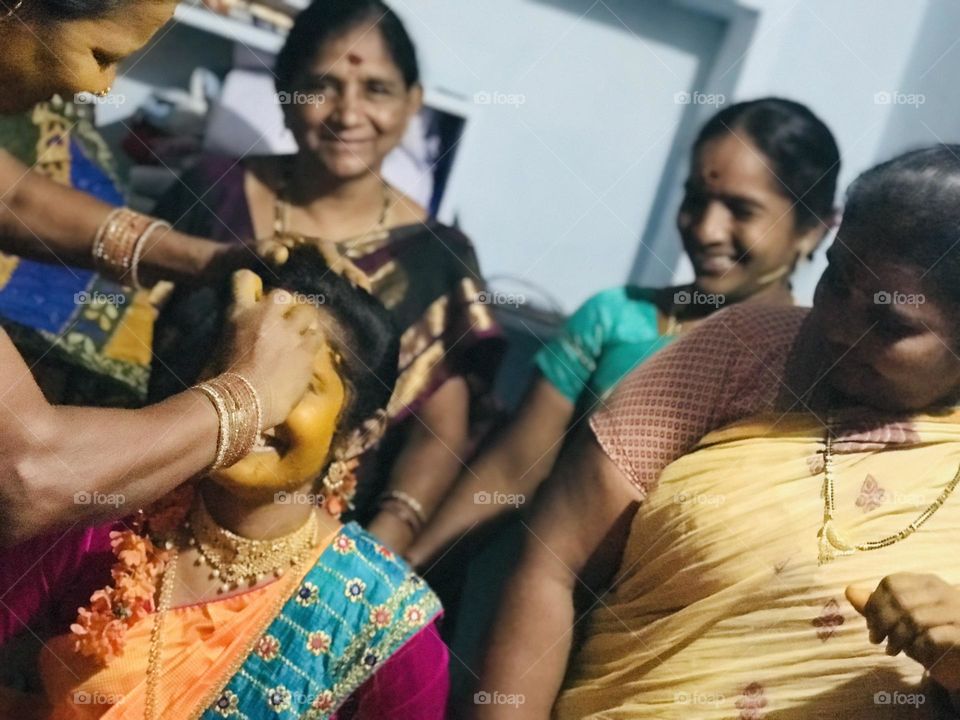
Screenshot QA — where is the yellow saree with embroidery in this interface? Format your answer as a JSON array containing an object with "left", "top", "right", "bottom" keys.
[{"left": 556, "top": 410, "right": 960, "bottom": 719}]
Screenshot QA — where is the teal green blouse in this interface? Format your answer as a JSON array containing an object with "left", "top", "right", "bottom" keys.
[{"left": 534, "top": 286, "right": 676, "bottom": 406}]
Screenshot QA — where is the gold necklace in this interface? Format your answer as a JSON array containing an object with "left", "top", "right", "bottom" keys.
[
  {"left": 145, "top": 547, "right": 178, "bottom": 720},
  {"left": 187, "top": 497, "right": 320, "bottom": 593},
  {"left": 817, "top": 417, "right": 960, "bottom": 564},
  {"left": 273, "top": 163, "right": 394, "bottom": 247},
  {"left": 664, "top": 313, "right": 683, "bottom": 336}
]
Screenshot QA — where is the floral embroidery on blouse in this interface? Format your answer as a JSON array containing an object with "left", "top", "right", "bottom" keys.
[
  {"left": 345, "top": 578, "right": 367, "bottom": 602},
  {"left": 404, "top": 604, "right": 427, "bottom": 629},
  {"left": 296, "top": 582, "right": 319, "bottom": 607},
  {"left": 310, "top": 690, "right": 335, "bottom": 713},
  {"left": 306, "top": 630, "right": 331, "bottom": 656},
  {"left": 370, "top": 605, "right": 393, "bottom": 629},
  {"left": 213, "top": 689, "right": 239, "bottom": 717},
  {"left": 255, "top": 634, "right": 280, "bottom": 662},
  {"left": 332, "top": 535, "right": 356, "bottom": 555},
  {"left": 266, "top": 685, "right": 292, "bottom": 713}
]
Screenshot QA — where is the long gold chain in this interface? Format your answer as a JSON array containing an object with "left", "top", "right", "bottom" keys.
[
  {"left": 817, "top": 417, "right": 960, "bottom": 564},
  {"left": 145, "top": 547, "right": 178, "bottom": 720}
]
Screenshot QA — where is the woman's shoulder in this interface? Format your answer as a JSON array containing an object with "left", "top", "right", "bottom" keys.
[
  {"left": 706, "top": 301, "right": 810, "bottom": 338},
  {"left": 388, "top": 187, "right": 429, "bottom": 227},
  {"left": 333, "top": 523, "right": 437, "bottom": 599},
  {"left": 565, "top": 285, "right": 663, "bottom": 336},
  {"left": 181, "top": 153, "right": 248, "bottom": 187},
  {"left": 581, "top": 285, "right": 663, "bottom": 315},
  {"left": 392, "top": 219, "right": 476, "bottom": 253}
]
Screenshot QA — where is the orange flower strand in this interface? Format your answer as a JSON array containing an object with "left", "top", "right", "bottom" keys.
[{"left": 70, "top": 484, "right": 194, "bottom": 665}]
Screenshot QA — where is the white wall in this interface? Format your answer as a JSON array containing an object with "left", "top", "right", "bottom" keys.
[{"left": 390, "top": 0, "right": 727, "bottom": 312}]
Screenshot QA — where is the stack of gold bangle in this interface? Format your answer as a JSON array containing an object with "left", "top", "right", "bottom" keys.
[
  {"left": 378, "top": 490, "right": 427, "bottom": 535},
  {"left": 92, "top": 208, "right": 171, "bottom": 289},
  {"left": 193, "top": 372, "right": 263, "bottom": 471}
]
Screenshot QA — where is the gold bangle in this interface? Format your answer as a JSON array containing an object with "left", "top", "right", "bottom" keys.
[
  {"left": 219, "top": 372, "right": 263, "bottom": 465},
  {"left": 379, "top": 499, "right": 423, "bottom": 535},
  {"left": 130, "top": 220, "right": 171, "bottom": 290},
  {"left": 194, "top": 383, "right": 230, "bottom": 471},
  {"left": 193, "top": 372, "right": 263, "bottom": 471},
  {"left": 379, "top": 490, "right": 427, "bottom": 527},
  {"left": 92, "top": 208, "right": 156, "bottom": 284},
  {"left": 91, "top": 208, "right": 125, "bottom": 266}
]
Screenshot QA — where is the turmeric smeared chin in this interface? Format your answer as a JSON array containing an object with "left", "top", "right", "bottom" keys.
[{"left": 211, "top": 456, "right": 316, "bottom": 495}]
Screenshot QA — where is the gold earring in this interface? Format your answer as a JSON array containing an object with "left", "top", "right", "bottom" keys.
[{"left": 94, "top": 86, "right": 112, "bottom": 98}]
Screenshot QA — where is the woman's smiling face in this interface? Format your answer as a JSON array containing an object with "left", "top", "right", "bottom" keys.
[
  {"left": 0, "top": 0, "right": 178, "bottom": 114},
  {"left": 211, "top": 313, "right": 348, "bottom": 500},
  {"left": 677, "top": 131, "right": 825, "bottom": 301},
  {"left": 283, "top": 20, "right": 422, "bottom": 179}
]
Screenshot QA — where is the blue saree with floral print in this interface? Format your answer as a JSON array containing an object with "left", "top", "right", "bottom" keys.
[{"left": 200, "top": 522, "right": 442, "bottom": 719}]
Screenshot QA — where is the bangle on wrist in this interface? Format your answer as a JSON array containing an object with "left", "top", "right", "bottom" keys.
[
  {"left": 92, "top": 208, "right": 171, "bottom": 289},
  {"left": 377, "top": 490, "right": 427, "bottom": 535},
  {"left": 130, "top": 220, "right": 171, "bottom": 289},
  {"left": 193, "top": 372, "right": 263, "bottom": 471},
  {"left": 379, "top": 500, "right": 423, "bottom": 536},
  {"left": 380, "top": 490, "right": 427, "bottom": 526}
]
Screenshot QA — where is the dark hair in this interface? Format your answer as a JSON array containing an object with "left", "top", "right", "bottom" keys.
[
  {"left": 841, "top": 144, "right": 960, "bottom": 307},
  {"left": 275, "top": 0, "right": 419, "bottom": 92},
  {"left": 694, "top": 97, "right": 840, "bottom": 231},
  {"left": 264, "top": 245, "right": 399, "bottom": 438},
  {"left": 151, "top": 246, "right": 398, "bottom": 448}
]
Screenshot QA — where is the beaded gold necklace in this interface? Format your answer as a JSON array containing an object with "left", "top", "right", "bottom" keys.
[{"left": 187, "top": 494, "right": 321, "bottom": 593}]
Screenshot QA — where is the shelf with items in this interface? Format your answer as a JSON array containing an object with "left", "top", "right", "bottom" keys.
[{"left": 173, "top": 2, "right": 290, "bottom": 54}]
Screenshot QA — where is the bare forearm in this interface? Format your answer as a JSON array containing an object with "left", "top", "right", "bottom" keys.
[
  {"left": 409, "top": 446, "right": 535, "bottom": 568},
  {"left": 2, "top": 390, "right": 217, "bottom": 544},
  {"left": 473, "top": 559, "right": 575, "bottom": 718},
  {"left": 369, "top": 379, "right": 471, "bottom": 552},
  {"left": 0, "top": 149, "right": 226, "bottom": 283},
  {"left": 471, "top": 431, "right": 640, "bottom": 717},
  {"left": 370, "top": 427, "right": 467, "bottom": 553},
  {"left": 410, "top": 379, "right": 572, "bottom": 567}
]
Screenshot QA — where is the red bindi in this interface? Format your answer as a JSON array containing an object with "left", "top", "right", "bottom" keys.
[{"left": 347, "top": 53, "right": 363, "bottom": 65}]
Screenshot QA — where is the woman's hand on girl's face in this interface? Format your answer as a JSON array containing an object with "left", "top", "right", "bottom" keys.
[
  {"left": 847, "top": 574, "right": 960, "bottom": 690},
  {"left": 223, "top": 270, "right": 324, "bottom": 428}
]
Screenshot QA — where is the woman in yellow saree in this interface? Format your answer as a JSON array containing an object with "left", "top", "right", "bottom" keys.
[
  {"left": 476, "top": 145, "right": 960, "bottom": 718},
  {"left": 9, "top": 245, "right": 448, "bottom": 719},
  {"left": 555, "top": 409, "right": 960, "bottom": 718}
]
